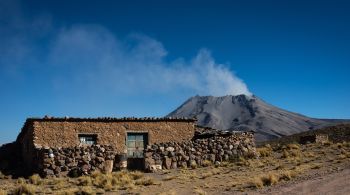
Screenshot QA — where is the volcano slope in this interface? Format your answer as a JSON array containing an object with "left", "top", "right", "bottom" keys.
[{"left": 168, "top": 95, "right": 349, "bottom": 142}]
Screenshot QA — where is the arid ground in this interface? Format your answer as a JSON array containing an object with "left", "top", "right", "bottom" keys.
[{"left": 1, "top": 141, "right": 349, "bottom": 195}]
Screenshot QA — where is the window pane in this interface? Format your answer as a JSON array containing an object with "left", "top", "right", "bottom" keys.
[
  {"left": 127, "top": 141, "right": 136, "bottom": 148},
  {"left": 136, "top": 135, "right": 144, "bottom": 141},
  {"left": 78, "top": 134, "right": 97, "bottom": 145},
  {"left": 127, "top": 135, "right": 136, "bottom": 141},
  {"left": 135, "top": 141, "right": 144, "bottom": 148}
]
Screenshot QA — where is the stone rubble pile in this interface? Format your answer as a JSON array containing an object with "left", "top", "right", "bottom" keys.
[
  {"left": 144, "top": 132, "right": 256, "bottom": 171},
  {"left": 36, "top": 145, "right": 116, "bottom": 177}
]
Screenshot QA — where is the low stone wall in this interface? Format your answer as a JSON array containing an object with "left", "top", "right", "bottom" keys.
[
  {"left": 144, "top": 132, "right": 256, "bottom": 171},
  {"left": 34, "top": 145, "right": 116, "bottom": 177}
]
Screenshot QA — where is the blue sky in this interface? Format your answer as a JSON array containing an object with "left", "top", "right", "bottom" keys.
[{"left": 1, "top": 0, "right": 350, "bottom": 144}]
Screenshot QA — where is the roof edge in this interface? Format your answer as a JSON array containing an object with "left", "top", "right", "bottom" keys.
[{"left": 26, "top": 116, "right": 197, "bottom": 123}]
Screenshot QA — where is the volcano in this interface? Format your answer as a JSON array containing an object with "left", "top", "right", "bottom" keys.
[{"left": 167, "top": 95, "right": 349, "bottom": 142}]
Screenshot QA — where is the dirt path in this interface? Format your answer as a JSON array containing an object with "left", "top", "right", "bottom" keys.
[{"left": 258, "top": 168, "right": 350, "bottom": 195}]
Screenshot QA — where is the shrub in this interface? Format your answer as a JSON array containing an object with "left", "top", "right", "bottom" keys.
[
  {"left": 287, "top": 144, "right": 300, "bottom": 150},
  {"left": 77, "top": 176, "right": 92, "bottom": 186},
  {"left": 250, "top": 177, "right": 263, "bottom": 188},
  {"left": 202, "top": 160, "right": 212, "bottom": 167},
  {"left": 13, "top": 184, "right": 36, "bottom": 195},
  {"left": 17, "top": 177, "right": 26, "bottom": 185},
  {"left": 29, "top": 174, "right": 42, "bottom": 185},
  {"left": 279, "top": 170, "right": 293, "bottom": 180},
  {"left": 129, "top": 171, "right": 144, "bottom": 180},
  {"left": 261, "top": 173, "right": 279, "bottom": 186},
  {"left": 190, "top": 161, "right": 198, "bottom": 169},
  {"left": 257, "top": 147, "right": 272, "bottom": 157}
]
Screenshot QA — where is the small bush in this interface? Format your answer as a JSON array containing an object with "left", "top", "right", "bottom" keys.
[
  {"left": 282, "top": 149, "right": 301, "bottom": 159},
  {"left": 287, "top": 144, "right": 300, "bottom": 150},
  {"left": 202, "top": 160, "right": 212, "bottom": 167},
  {"left": 261, "top": 173, "right": 279, "bottom": 186},
  {"left": 13, "top": 184, "right": 36, "bottom": 195},
  {"left": 190, "top": 161, "right": 198, "bottom": 169},
  {"left": 77, "top": 176, "right": 92, "bottom": 186},
  {"left": 257, "top": 147, "right": 272, "bottom": 157},
  {"left": 29, "top": 174, "right": 42, "bottom": 185},
  {"left": 251, "top": 177, "right": 263, "bottom": 188},
  {"left": 130, "top": 171, "right": 144, "bottom": 180},
  {"left": 17, "top": 177, "right": 26, "bottom": 185},
  {"left": 279, "top": 170, "right": 293, "bottom": 180}
]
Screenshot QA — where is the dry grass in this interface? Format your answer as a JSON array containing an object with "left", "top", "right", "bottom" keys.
[
  {"left": 279, "top": 170, "right": 294, "bottom": 180},
  {"left": 193, "top": 187, "right": 207, "bottom": 195},
  {"left": 79, "top": 170, "right": 157, "bottom": 191},
  {"left": 310, "top": 163, "right": 322, "bottom": 169},
  {"left": 249, "top": 171, "right": 295, "bottom": 189},
  {"left": 258, "top": 145, "right": 273, "bottom": 157},
  {"left": 200, "top": 168, "right": 221, "bottom": 179},
  {"left": 17, "top": 177, "right": 27, "bottom": 185},
  {"left": 77, "top": 176, "right": 93, "bottom": 186},
  {"left": 202, "top": 160, "right": 212, "bottom": 167},
  {"left": 79, "top": 186, "right": 95, "bottom": 195},
  {"left": 13, "top": 184, "right": 36, "bottom": 195},
  {"left": 29, "top": 174, "right": 42, "bottom": 185}
]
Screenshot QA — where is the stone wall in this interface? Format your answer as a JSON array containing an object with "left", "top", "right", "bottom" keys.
[
  {"left": 34, "top": 145, "right": 117, "bottom": 177},
  {"left": 316, "top": 134, "right": 329, "bottom": 143},
  {"left": 144, "top": 132, "right": 256, "bottom": 171},
  {"left": 19, "top": 118, "right": 195, "bottom": 154}
]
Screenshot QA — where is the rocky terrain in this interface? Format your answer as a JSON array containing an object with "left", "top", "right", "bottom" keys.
[{"left": 168, "top": 95, "right": 350, "bottom": 142}]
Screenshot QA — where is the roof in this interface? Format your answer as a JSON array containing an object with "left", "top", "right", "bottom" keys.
[{"left": 27, "top": 116, "right": 197, "bottom": 122}]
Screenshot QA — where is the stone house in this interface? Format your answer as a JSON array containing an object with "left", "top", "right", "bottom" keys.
[{"left": 16, "top": 116, "right": 196, "bottom": 175}]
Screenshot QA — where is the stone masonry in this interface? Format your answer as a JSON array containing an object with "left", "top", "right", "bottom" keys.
[
  {"left": 35, "top": 145, "right": 116, "bottom": 177},
  {"left": 144, "top": 132, "right": 256, "bottom": 171}
]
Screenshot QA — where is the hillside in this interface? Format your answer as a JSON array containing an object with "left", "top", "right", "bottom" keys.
[{"left": 168, "top": 95, "right": 349, "bottom": 142}]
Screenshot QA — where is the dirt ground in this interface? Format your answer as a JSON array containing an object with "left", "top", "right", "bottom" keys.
[
  {"left": 258, "top": 168, "right": 350, "bottom": 195},
  {"left": 0, "top": 141, "right": 349, "bottom": 195}
]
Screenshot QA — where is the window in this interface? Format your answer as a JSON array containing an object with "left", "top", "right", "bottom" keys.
[
  {"left": 78, "top": 134, "right": 97, "bottom": 145},
  {"left": 127, "top": 133, "right": 148, "bottom": 158}
]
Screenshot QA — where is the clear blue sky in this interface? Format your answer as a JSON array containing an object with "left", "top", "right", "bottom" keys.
[{"left": 1, "top": 0, "right": 350, "bottom": 144}]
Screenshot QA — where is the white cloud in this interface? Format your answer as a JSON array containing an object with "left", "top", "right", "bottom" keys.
[{"left": 48, "top": 25, "right": 252, "bottom": 97}]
